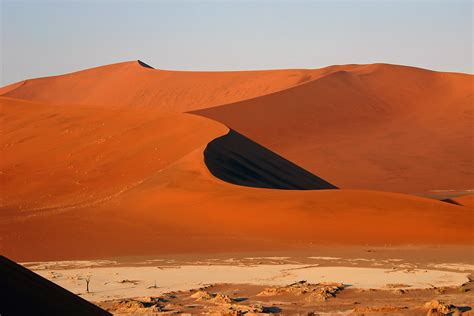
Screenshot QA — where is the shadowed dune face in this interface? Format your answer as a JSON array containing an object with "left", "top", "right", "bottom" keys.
[
  {"left": 194, "top": 65, "right": 474, "bottom": 195},
  {"left": 450, "top": 194, "right": 474, "bottom": 209},
  {"left": 137, "top": 59, "right": 154, "bottom": 69},
  {"left": 0, "top": 97, "right": 473, "bottom": 261},
  {"left": 0, "top": 256, "right": 111, "bottom": 315},
  {"left": 204, "top": 130, "right": 337, "bottom": 190}
]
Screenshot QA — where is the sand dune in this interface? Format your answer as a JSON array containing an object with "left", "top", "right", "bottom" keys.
[
  {"left": 194, "top": 64, "right": 473, "bottom": 194},
  {"left": 0, "top": 96, "right": 227, "bottom": 219},
  {"left": 0, "top": 96, "right": 472, "bottom": 261},
  {"left": 0, "top": 80, "right": 25, "bottom": 95},
  {"left": 3, "top": 61, "right": 471, "bottom": 195},
  {"left": 1, "top": 60, "right": 336, "bottom": 112}
]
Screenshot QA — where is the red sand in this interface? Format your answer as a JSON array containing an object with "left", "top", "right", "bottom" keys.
[
  {"left": 2, "top": 61, "right": 337, "bottom": 112},
  {"left": 0, "top": 95, "right": 472, "bottom": 262},
  {"left": 194, "top": 64, "right": 473, "bottom": 194},
  {"left": 3, "top": 61, "right": 472, "bottom": 195}
]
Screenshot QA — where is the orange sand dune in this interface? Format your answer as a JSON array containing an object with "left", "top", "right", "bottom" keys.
[
  {"left": 0, "top": 81, "right": 25, "bottom": 95},
  {"left": 0, "top": 97, "right": 472, "bottom": 261},
  {"left": 194, "top": 64, "right": 474, "bottom": 195},
  {"left": 0, "top": 97, "right": 226, "bottom": 218},
  {"left": 2, "top": 61, "right": 340, "bottom": 112},
  {"left": 3, "top": 61, "right": 472, "bottom": 195}
]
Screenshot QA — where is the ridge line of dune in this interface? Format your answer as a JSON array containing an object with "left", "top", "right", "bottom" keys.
[
  {"left": 187, "top": 62, "right": 468, "bottom": 114},
  {"left": 0, "top": 80, "right": 28, "bottom": 96},
  {"left": 186, "top": 69, "right": 350, "bottom": 114},
  {"left": 188, "top": 66, "right": 395, "bottom": 115}
]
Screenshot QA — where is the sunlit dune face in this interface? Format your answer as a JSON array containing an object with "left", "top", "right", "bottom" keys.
[
  {"left": 2, "top": 61, "right": 336, "bottom": 112},
  {"left": 0, "top": 97, "right": 227, "bottom": 220},
  {"left": 194, "top": 65, "right": 474, "bottom": 194}
]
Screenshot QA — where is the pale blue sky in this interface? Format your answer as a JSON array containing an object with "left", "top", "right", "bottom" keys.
[{"left": 1, "top": 0, "right": 472, "bottom": 85}]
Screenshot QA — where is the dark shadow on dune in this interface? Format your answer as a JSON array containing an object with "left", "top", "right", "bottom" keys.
[
  {"left": 138, "top": 60, "right": 154, "bottom": 69},
  {"left": 204, "top": 130, "right": 337, "bottom": 190},
  {"left": 0, "top": 255, "right": 111, "bottom": 315},
  {"left": 441, "top": 198, "right": 462, "bottom": 206}
]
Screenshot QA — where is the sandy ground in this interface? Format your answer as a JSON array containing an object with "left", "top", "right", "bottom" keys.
[{"left": 24, "top": 246, "right": 474, "bottom": 314}]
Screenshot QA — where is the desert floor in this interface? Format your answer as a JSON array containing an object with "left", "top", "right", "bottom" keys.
[{"left": 25, "top": 245, "right": 474, "bottom": 315}]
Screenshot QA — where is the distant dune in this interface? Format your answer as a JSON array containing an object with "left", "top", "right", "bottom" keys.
[
  {"left": 194, "top": 64, "right": 473, "bottom": 194},
  {"left": 0, "top": 94, "right": 472, "bottom": 261},
  {"left": 0, "top": 80, "right": 26, "bottom": 95},
  {"left": 2, "top": 61, "right": 331, "bottom": 112},
  {"left": 3, "top": 61, "right": 472, "bottom": 195}
]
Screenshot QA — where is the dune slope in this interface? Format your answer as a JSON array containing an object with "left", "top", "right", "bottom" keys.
[
  {"left": 1, "top": 60, "right": 336, "bottom": 112},
  {"left": 0, "top": 97, "right": 227, "bottom": 219},
  {"left": 194, "top": 64, "right": 473, "bottom": 195},
  {"left": 0, "top": 255, "right": 110, "bottom": 315},
  {"left": 4, "top": 61, "right": 471, "bottom": 195},
  {"left": 0, "top": 97, "right": 472, "bottom": 261}
]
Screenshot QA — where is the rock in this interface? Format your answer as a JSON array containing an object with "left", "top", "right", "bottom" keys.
[
  {"left": 111, "top": 299, "right": 162, "bottom": 313},
  {"left": 190, "top": 290, "right": 233, "bottom": 304},
  {"left": 423, "top": 300, "right": 459, "bottom": 315},
  {"left": 209, "top": 292, "right": 233, "bottom": 304},
  {"left": 257, "top": 287, "right": 280, "bottom": 296},
  {"left": 258, "top": 280, "right": 344, "bottom": 300},
  {"left": 190, "top": 290, "right": 213, "bottom": 301},
  {"left": 305, "top": 285, "right": 342, "bottom": 302}
]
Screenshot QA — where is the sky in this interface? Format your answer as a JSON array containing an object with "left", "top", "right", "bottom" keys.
[{"left": 0, "top": 0, "right": 472, "bottom": 85}]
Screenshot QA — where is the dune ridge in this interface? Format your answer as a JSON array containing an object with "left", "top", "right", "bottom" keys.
[{"left": 1, "top": 60, "right": 338, "bottom": 112}]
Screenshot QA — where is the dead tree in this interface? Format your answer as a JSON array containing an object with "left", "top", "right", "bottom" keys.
[{"left": 85, "top": 276, "right": 91, "bottom": 293}]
